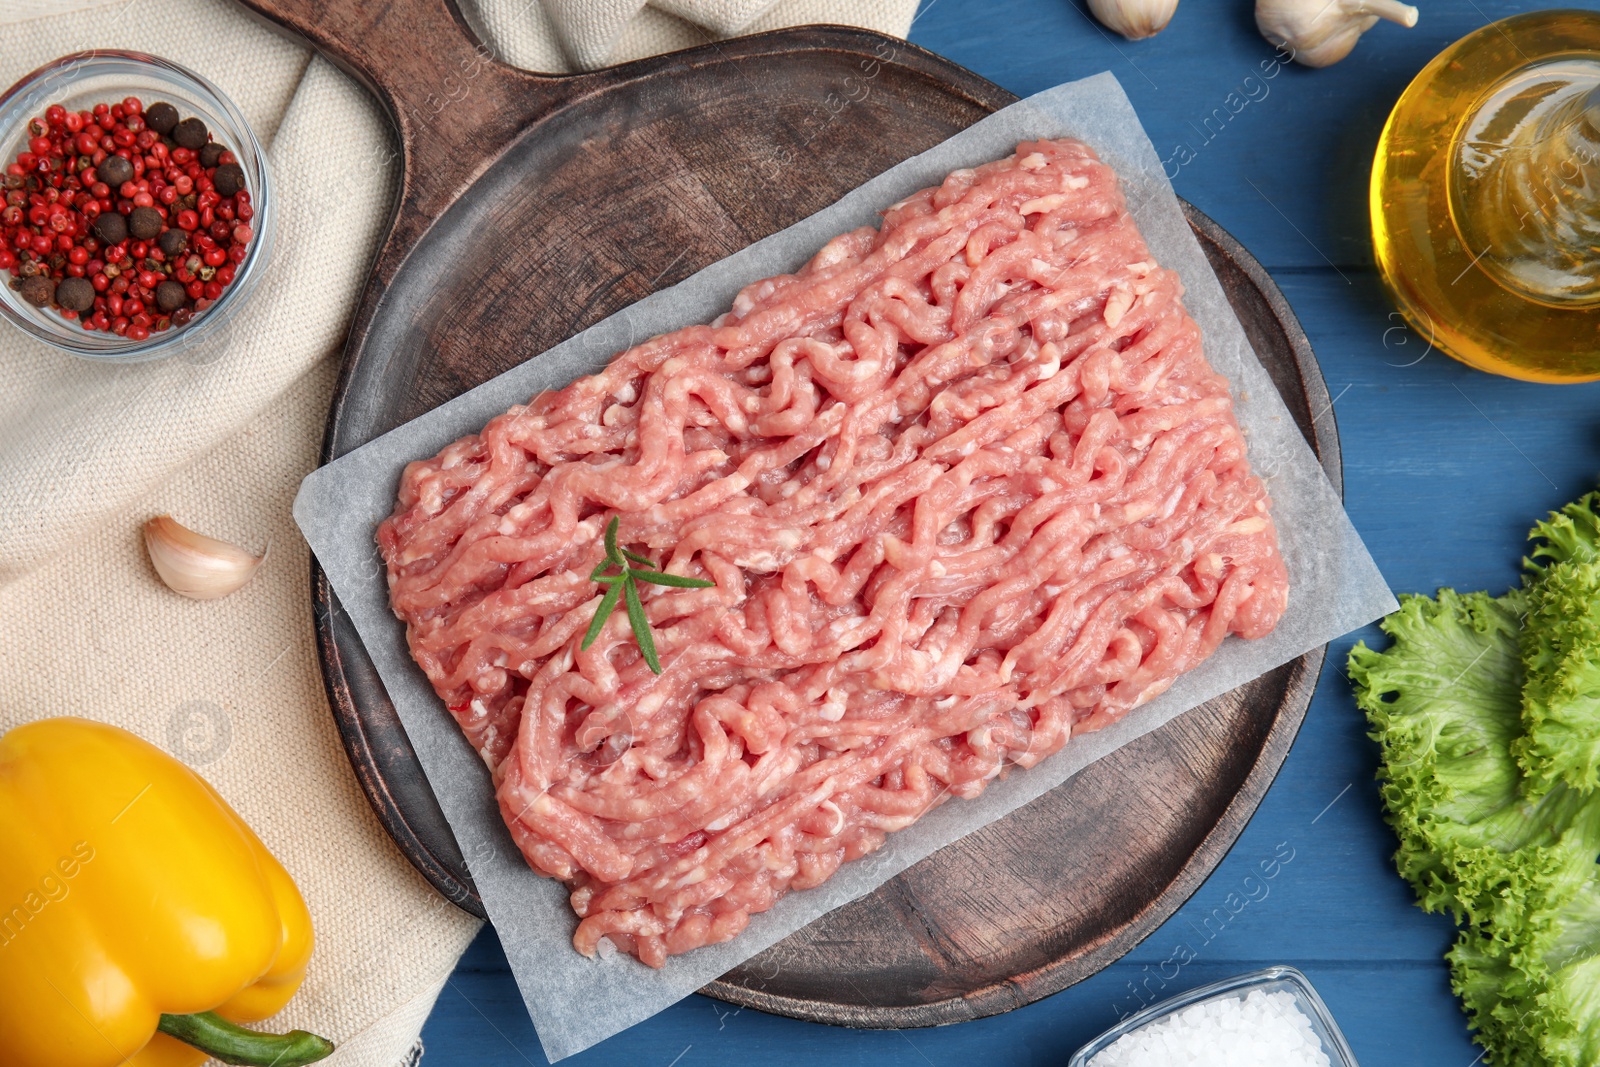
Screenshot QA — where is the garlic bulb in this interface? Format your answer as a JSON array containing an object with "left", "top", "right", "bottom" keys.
[
  {"left": 1089, "top": 0, "right": 1179, "bottom": 39},
  {"left": 1257, "top": 0, "right": 1418, "bottom": 67},
  {"left": 143, "top": 514, "right": 264, "bottom": 600}
]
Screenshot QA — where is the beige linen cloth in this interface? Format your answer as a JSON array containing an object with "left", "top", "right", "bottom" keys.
[{"left": 0, "top": 0, "right": 916, "bottom": 1063}]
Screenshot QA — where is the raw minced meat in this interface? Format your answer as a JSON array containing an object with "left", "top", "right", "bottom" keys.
[{"left": 378, "top": 138, "right": 1289, "bottom": 967}]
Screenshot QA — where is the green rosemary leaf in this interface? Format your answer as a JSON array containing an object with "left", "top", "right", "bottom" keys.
[
  {"left": 589, "top": 558, "right": 616, "bottom": 581},
  {"left": 580, "top": 580, "right": 623, "bottom": 651},
  {"left": 628, "top": 569, "right": 715, "bottom": 589},
  {"left": 603, "top": 516, "right": 622, "bottom": 563},
  {"left": 623, "top": 577, "right": 661, "bottom": 674},
  {"left": 621, "top": 548, "right": 654, "bottom": 567}
]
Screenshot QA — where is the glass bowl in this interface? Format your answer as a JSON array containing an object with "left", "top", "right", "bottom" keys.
[
  {"left": 1069, "top": 966, "right": 1360, "bottom": 1067},
  {"left": 0, "top": 50, "right": 274, "bottom": 362}
]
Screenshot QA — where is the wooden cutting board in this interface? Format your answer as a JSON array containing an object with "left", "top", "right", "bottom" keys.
[{"left": 237, "top": 0, "right": 1336, "bottom": 1027}]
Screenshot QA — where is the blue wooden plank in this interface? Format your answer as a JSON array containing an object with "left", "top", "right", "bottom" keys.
[
  {"left": 1270, "top": 268, "right": 1600, "bottom": 599},
  {"left": 415, "top": 1, "right": 1600, "bottom": 1062},
  {"left": 430, "top": 932, "right": 1478, "bottom": 1065},
  {"left": 915, "top": 0, "right": 1600, "bottom": 271}
]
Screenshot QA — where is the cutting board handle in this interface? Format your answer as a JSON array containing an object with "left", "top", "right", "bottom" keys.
[{"left": 233, "top": 0, "right": 582, "bottom": 249}]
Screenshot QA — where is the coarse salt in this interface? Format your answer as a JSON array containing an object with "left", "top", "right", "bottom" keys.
[{"left": 1089, "top": 990, "right": 1333, "bottom": 1067}]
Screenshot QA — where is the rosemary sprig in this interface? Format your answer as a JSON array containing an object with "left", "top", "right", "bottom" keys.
[{"left": 580, "top": 516, "right": 714, "bottom": 673}]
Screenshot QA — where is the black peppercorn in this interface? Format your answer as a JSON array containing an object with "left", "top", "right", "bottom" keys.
[
  {"left": 19, "top": 275, "right": 54, "bottom": 307},
  {"left": 155, "top": 280, "right": 188, "bottom": 313},
  {"left": 199, "top": 143, "right": 225, "bottom": 169},
  {"left": 172, "top": 117, "right": 208, "bottom": 151},
  {"left": 56, "top": 276, "right": 94, "bottom": 313},
  {"left": 212, "top": 163, "right": 246, "bottom": 199},
  {"left": 128, "top": 206, "right": 163, "bottom": 241},
  {"left": 157, "top": 228, "right": 188, "bottom": 257},
  {"left": 144, "top": 102, "right": 180, "bottom": 136},
  {"left": 97, "top": 154, "right": 133, "bottom": 188},
  {"left": 92, "top": 211, "right": 127, "bottom": 246}
]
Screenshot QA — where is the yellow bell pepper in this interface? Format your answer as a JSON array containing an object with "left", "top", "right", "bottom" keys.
[{"left": 0, "top": 718, "right": 334, "bottom": 1067}]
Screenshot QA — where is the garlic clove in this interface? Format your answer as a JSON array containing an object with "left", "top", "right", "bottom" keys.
[
  {"left": 1257, "top": 0, "right": 1418, "bottom": 68},
  {"left": 1089, "top": 0, "right": 1179, "bottom": 40},
  {"left": 143, "top": 514, "right": 265, "bottom": 600}
]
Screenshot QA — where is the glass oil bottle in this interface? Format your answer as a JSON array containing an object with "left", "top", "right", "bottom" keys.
[{"left": 1371, "top": 10, "right": 1600, "bottom": 382}]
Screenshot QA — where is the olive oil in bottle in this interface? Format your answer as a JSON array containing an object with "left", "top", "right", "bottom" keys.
[{"left": 1371, "top": 10, "right": 1600, "bottom": 382}]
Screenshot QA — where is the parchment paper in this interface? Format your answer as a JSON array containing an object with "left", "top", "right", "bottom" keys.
[{"left": 294, "top": 73, "right": 1396, "bottom": 1062}]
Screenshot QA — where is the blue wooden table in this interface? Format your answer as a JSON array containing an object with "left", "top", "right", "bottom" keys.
[{"left": 421, "top": 1, "right": 1600, "bottom": 1062}]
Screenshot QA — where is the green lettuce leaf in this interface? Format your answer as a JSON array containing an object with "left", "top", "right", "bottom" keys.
[
  {"left": 1453, "top": 876, "right": 1600, "bottom": 1067},
  {"left": 1347, "top": 588, "right": 1593, "bottom": 921},
  {"left": 1519, "top": 559, "right": 1600, "bottom": 793},
  {"left": 1351, "top": 489, "right": 1600, "bottom": 1067},
  {"left": 1526, "top": 491, "right": 1600, "bottom": 575}
]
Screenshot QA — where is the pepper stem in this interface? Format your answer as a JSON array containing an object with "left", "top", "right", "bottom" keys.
[{"left": 157, "top": 1011, "right": 335, "bottom": 1067}]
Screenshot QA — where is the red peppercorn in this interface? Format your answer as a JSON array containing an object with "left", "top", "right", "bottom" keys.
[
  {"left": 2, "top": 96, "right": 247, "bottom": 334},
  {"left": 127, "top": 324, "right": 149, "bottom": 341}
]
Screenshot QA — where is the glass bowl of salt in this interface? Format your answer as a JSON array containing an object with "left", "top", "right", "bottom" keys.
[{"left": 1068, "top": 965, "right": 1359, "bottom": 1067}]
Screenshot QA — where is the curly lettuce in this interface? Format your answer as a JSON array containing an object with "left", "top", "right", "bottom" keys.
[
  {"left": 1452, "top": 877, "right": 1600, "bottom": 1067},
  {"left": 1519, "top": 554, "right": 1600, "bottom": 794},
  {"left": 1525, "top": 491, "right": 1600, "bottom": 575},
  {"left": 1350, "top": 590, "right": 1597, "bottom": 918},
  {"left": 1351, "top": 574, "right": 1600, "bottom": 1067}
]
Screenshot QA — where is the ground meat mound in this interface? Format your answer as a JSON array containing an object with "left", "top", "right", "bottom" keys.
[{"left": 378, "top": 138, "right": 1289, "bottom": 967}]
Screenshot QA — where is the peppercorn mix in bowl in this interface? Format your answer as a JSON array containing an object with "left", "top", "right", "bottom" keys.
[{"left": 0, "top": 51, "right": 273, "bottom": 361}]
